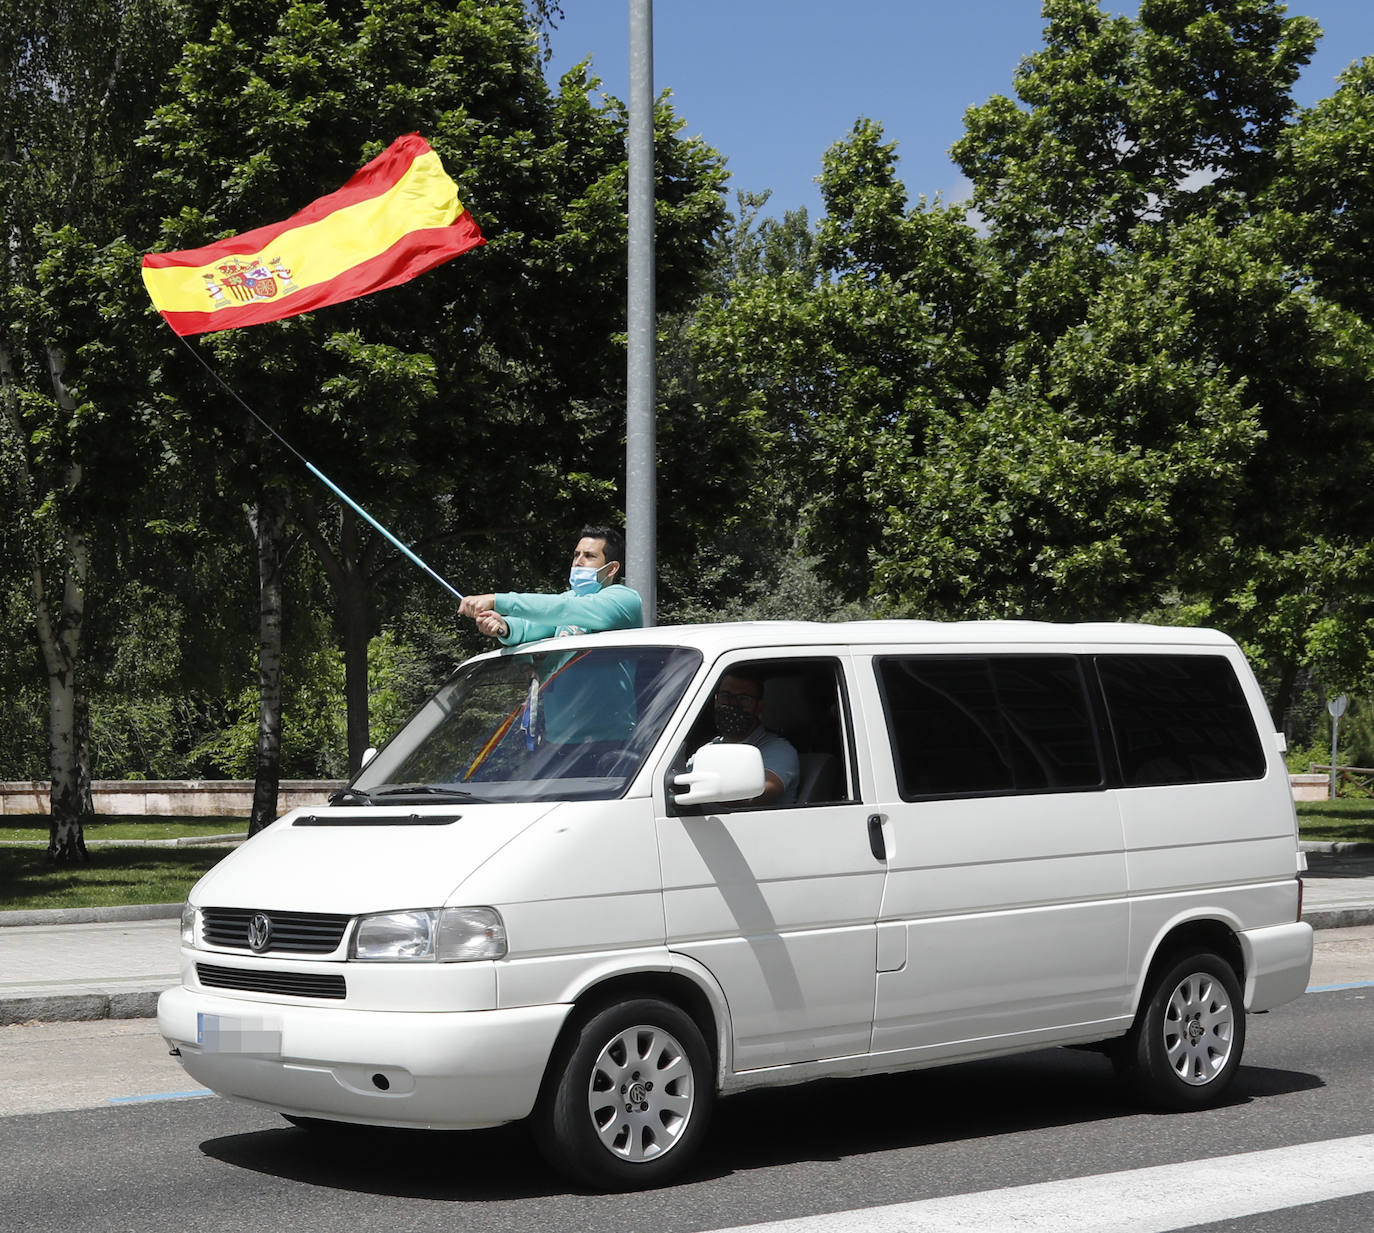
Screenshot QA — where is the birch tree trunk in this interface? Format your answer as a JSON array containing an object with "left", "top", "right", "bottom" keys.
[
  {"left": 32, "top": 346, "right": 94, "bottom": 862},
  {"left": 247, "top": 493, "right": 287, "bottom": 835}
]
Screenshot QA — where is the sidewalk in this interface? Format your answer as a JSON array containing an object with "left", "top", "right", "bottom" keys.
[{"left": 1, "top": 847, "right": 1371, "bottom": 1026}]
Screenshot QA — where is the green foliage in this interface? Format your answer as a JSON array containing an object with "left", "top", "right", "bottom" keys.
[
  {"left": 178, "top": 617, "right": 466, "bottom": 778},
  {"left": 954, "top": 0, "right": 1318, "bottom": 251},
  {"left": 662, "top": 548, "right": 878, "bottom": 627},
  {"left": 365, "top": 616, "right": 470, "bottom": 745},
  {"left": 1265, "top": 56, "right": 1374, "bottom": 318},
  {"left": 684, "top": 0, "right": 1374, "bottom": 742},
  {"left": 10, "top": 0, "right": 1374, "bottom": 789}
]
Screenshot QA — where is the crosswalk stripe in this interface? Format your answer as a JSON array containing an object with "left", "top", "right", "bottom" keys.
[{"left": 710, "top": 1134, "right": 1374, "bottom": 1233}]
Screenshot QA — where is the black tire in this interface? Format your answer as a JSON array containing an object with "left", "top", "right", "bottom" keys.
[
  {"left": 1116, "top": 948, "right": 1246, "bottom": 1110},
  {"left": 534, "top": 997, "right": 714, "bottom": 1190}
]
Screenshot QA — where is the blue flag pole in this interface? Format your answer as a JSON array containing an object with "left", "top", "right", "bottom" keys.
[
  {"left": 176, "top": 334, "right": 465, "bottom": 601},
  {"left": 304, "top": 462, "right": 464, "bottom": 601}
]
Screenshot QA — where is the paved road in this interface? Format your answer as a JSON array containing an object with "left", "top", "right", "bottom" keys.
[{"left": 1, "top": 931, "right": 1371, "bottom": 1233}]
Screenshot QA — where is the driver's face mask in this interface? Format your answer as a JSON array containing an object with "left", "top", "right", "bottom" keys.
[{"left": 713, "top": 702, "right": 757, "bottom": 741}]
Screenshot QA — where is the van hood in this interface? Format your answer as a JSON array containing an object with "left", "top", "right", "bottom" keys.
[{"left": 188, "top": 802, "right": 561, "bottom": 915}]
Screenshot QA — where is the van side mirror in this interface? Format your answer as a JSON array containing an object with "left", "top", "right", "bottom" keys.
[
  {"left": 673, "top": 743, "right": 766, "bottom": 805},
  {"left": 361, "top": 747, "right": 378, "bottom": 768}
]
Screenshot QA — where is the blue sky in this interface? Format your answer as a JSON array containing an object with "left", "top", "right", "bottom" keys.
[{"left": 544, "top": 1, "right": 1374, "bottom": 220}]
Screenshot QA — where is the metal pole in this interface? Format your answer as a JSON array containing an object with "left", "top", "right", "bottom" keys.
[
  {"left": 1331, "top": 711, "right": 1342, "bottom": 801},
  {"left": 626, "top": 0, "right": 657, "bottom": 624},
  {"left": 1328, "top": 694, "right": 1348, "bottom": 801}
]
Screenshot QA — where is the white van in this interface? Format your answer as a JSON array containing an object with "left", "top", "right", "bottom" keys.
[{"left": 158, "top": 620, "right": 1313, "bottom": 1189}]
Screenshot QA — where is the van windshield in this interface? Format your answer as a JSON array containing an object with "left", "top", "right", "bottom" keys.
[{"left": 350, "top": 646, "right": 701, "bottom": 803}]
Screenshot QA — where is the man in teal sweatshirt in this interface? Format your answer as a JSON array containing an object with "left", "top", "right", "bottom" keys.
[
  {"left": 459, "top": 527, "right": 644, "bottom": 748},
  {"left": 458, "top": 525, "right": 643, "bottom": 646}
]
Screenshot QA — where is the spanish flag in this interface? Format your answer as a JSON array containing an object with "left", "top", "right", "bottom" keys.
[{"left": 141, "top": 134, "right": 484, "bottom": 336}]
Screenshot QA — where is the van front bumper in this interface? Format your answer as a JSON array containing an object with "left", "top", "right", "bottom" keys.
[{"left": 157, "top": 985, "right": 571, "bottom": 1129}]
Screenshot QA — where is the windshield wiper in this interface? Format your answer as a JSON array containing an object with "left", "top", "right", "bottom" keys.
[
  {"left": 328, "top": 786, "right": 373, "bottom": 806},
  {"left": 369, "top": 784, "right": 488, "bottom": 803}
]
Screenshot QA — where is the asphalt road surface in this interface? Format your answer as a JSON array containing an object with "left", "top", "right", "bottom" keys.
[{"left": 1, "top": 929, "right": 1371, "bottom": 1233}]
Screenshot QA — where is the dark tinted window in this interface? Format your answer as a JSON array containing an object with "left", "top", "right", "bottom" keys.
[
  {"left": 877, "top": 656, "right": 1103, "bottom": 799},
  {"left": 1096, "top": 654, "right": 1266, "bottom": 786}
]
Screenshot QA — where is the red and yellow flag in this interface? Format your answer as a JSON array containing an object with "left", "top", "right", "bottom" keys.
[{"left": 141, "top": 134, "right": 484, "bottom": 336}]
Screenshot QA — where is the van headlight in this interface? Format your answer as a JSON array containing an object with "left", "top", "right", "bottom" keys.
[
  {"left": 351, "top": 907, "right": 507, "bottom": 962},
  {"left": 181, "top": 903, "right": 199, "bottom": 948}
]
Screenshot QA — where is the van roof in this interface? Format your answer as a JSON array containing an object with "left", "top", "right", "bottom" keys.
[{"left": 492, "top": 619, "right": 1240, "bottom": 657}]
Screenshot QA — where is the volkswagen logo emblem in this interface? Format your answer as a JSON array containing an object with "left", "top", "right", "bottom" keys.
[{"left": 247, "top": 912, "right": 273, "bottom": 953}]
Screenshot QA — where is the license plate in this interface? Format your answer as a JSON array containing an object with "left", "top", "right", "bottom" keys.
[{"left": 197, "top": 1012, "right": 282, "bottom": 1056}]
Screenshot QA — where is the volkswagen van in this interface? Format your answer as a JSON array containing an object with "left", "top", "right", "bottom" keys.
[{"left": 157, "top": 620, "right": 1313, "bottom": 1188}]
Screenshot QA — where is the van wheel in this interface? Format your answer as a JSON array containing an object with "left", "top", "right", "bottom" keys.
[
  {"left": 535, "top": 998, "right": 713, "bottom": 1190},
  {"left": 1116, "top": 949, "right": 1245, "bottom": 1110}
]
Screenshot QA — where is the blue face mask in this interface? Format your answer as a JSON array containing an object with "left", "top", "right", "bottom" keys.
[{"left": 569, "top": 565, "right": 603, "bottom": 596}]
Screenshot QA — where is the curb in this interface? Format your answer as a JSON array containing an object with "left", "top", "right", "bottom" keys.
[
  {"left": 1303, "top": 907, "right": 1374, "bottom": 930},
  {"left": 1300, "top": 841, "right": 1374, "bottom": 855},
  {"left": 0, "top": 990, "right": 160, "bottom": 1028},
  {"left": 0, "top": 903, "right": 182, "bottom": 929}
]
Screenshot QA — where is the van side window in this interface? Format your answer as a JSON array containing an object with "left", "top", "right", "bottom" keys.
[
  {"left": 877, "top": 656, "right": 1103, "bottom": 800},
  {"left": 671, "top": 658, "right": 855, "bottom": 810},
  {"left": 1096, "top": 654, "right": 1266, "bottom": 786}
]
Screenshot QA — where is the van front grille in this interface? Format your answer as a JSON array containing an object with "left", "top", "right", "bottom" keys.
[
  {"left": 196, "top": 963, "right": 347, "bottom": 1000},
  {"left": 201, "top": 908, "right": 350, "bottom": 954}
]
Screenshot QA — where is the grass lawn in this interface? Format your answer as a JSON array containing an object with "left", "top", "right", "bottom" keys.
[
  {"left": 0, "top": 815, "right": 244, "bottom": 844},
  {"left": 0, "top": 846, "right": 229, "bottom": 911},
  {"left": 0, "top": 815, "right": 244, "bottom": 911},
  {"left": 1295, "top": 799, "right": 1374, "bottom": 845}
]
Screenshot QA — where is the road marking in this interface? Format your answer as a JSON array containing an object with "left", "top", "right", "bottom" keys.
[
  {"left": 1307, "top": 980, "right": 1374, "bottom": 992},
  {"left": 108, "top": 1089, "right": 214, "bottom": 1105},
  {"left": 711, "top": 1134, "right": 1374, "bottom": 1233}
]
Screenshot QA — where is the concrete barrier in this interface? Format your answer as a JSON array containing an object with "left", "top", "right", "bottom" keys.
[
  {"left": 0, "top": 775, "right": 1335, "bottom": 812},
  {"left": 1291, "top": 773, "right": 1330, "bottom": 802},
  {"left": 0, "top": 780, "right": 342, "bottom": 818}
]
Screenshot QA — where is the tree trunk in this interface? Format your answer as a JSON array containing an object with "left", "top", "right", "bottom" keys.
[
  {"left": 1272, "top": 659, "right": 1299, "bottom": 737},
  {"left": 32, "top": 346, "right": 94, "bottom": 863},
  {"left": 296, "top": 502, "right": 380, "bottom": 776},
  {"left": 247, "top": 493, "right": 287, "bottom": 835},
  {"left": 340, "top": 560, "right": 372, "bottom": 774}
]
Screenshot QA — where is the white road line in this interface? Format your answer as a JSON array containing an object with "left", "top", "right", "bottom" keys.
[{"left": 712, "top": 1134, "right": 1374, "bottom": 1233}]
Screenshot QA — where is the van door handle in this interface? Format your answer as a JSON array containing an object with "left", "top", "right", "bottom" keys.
[{"left": 867, "top": 814, "right": 886, "bottom": 862}]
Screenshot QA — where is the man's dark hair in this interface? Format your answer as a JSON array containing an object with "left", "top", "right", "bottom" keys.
[
  {"left": 580, "top": 524, "right": 625, "bottom": 579},
  {"left": 721, "top": 664, "right": 766, "bottom": 694}
]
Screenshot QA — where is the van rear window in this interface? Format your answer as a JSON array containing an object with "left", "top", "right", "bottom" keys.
[
  {"left": 877, "top": 656, "right": 1103, "bottom": 800},
  {"left": 1095, "top": 654, "right": 1266, "bottom": 786}
]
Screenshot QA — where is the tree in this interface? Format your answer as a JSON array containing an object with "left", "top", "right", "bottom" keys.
[
  {"left": 954, "top": 0, "right": 1319, "bottom": 255},
  {"left": 690, "top": 120, "right": 1004, "bottom": 600},
  {"left": 911, "top": 0, "right": 1374, "bottom": 726},
  {"left": 689, "top": 0, "right": 1374, "bottom": 742},
  {"left": 1, "top": 0, "right": 190, "bottom": 860},
  {"left": 139, "top": 0, "right": 727, "bottom": 827}
]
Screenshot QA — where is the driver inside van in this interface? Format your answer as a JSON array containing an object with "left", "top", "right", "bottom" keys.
[{"left": 708, "top": 667, "right": 799, "bottom": 805}]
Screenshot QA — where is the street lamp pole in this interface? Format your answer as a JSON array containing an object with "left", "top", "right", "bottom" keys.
[{"left": 626, "top": 0, "right": 657, "bottom": 624}]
